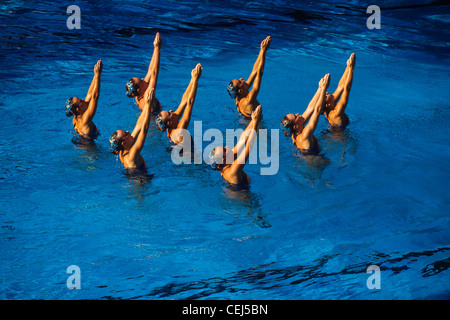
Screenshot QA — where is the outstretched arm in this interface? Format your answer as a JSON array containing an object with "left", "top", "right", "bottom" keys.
[
  {"left": 84, "top": 65, "right": 99, "bottom": 102},
  {"left": 144, "top": 32, "right": 161, "bottom": 89},
  {"left": 302, "top": 86, "right": 322, "bottom": 122},
  {"left": 230, "top": 105, "right": 262, "bottom": 174},
  {"left": 177, "top": 64, "right": 202, "bottom": 130},
  {"left": 332, "top": 53, "right": 354, "bottom": 102},
  {"left": 334, "top": 54, "right": 355, "bottom": 116},
  {"left": 302, "top": 74, "right": 330, "bottom": 138},
  {"left": 246, "top": 36, "right": 271, "bottom": 98},
  {"left": 82, "top": 60, "right": 102, "bottom": 124},
  {"left": 232, "top": 105, "right": 261, "bottom": 155},
  {"left": 129, "top": 89, "right": 154, "bottom": 160},
  {"left": 173, "top": 67, "right": 197, "bottom": 116},
  {"left": 131, "top": 98, "right": 150, "bottom": 138}
]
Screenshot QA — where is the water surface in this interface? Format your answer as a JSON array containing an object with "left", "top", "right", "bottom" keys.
[{"left": 0, "top": 0, "right": 449, "bottom": 300}]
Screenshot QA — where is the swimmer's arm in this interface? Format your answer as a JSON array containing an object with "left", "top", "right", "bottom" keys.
[
  {"left": 131, "top": 101, "right": 148, "bottom": 137},
  {"left": 84, "top": 74, "right": 96, "bottom": 103},
  {"left": 334, "top": 56, "right": 355, "bottom": 116},
  {"left": 82, "top": 60, "right": 102, "bottom": 124},
  {"left": 144, "top": 32, "right": 161, "bottom": 86},
  {"left": 85, "top": 60, "right": 102, "bottom": 102},
  {"left": 246, "top": 45, "right": 264, "bottom": 86},
  {"left": 174, "top": 65, "right": 198, "bottom": 116},
  {"left": 331, "top": 66, "right": 348, "bottom": 102},
  {"left": 302, "top": 75, "right": 328, "bottom": 138},
  {"left": 232, "top": 125, "right": 252, "bottom": 155},
  {"left": 230, "top": 106, "right": 261, "bottom": 174},
  {"left": 232, "top": 105, "right": 261, "bottom": 154},
  {"left": 302, "top": 87, "right": 322, "bottom": 122},
  {"left": 332, "top": 53, "right": 355, "bottom": 102},
  {"left": 246, "top": 36, "right": 271, "bottom": 99},
  {"left": 177, "top": 69, "right": 200, "bottom": 130},
  {"left": 129, "top": 90, "right": 153, "bottom": 159}
]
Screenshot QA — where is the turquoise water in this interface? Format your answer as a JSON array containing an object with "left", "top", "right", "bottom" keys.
[{"left": 0, "top": 1, "right": 449, "bottom": 300}]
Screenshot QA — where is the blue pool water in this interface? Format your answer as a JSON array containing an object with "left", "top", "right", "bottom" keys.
[{"left": 0, "top": 0, "right": 449, "bottom": 300}]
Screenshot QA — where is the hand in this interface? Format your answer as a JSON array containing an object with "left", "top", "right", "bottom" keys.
[
  {"left": 319, "top": 73, "right": 330, "bottom": 90},
  {"left": 94, "top": 60, "right": 103, "bottom": 74},
  {"left": 153, "top": 32, "right": 161, "bottom": 48},
  {"left": 347, "top": 53, "right": 355, "bottom": 68},
  {"left": 146, "top": 88, "right": 155, "bottom": 104},
  {"left": 252, "top": 105, "right": 262, "bottom": 122},
  {"left": 191, "top": 63, "right": 202, "bottom": 79},
  {"left": 261, "top": 36, "right": 271, "bottom": 51}
]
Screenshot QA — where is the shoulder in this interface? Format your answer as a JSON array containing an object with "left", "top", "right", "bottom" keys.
[
  {"left": 119, "top": 152, "right": 126, "bottom": 164},
  {"left": 221, "top": 167, "right": 236, "bottom": 184}
]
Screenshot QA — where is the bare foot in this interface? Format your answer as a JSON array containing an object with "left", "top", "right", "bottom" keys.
[
  {"left": 261, "top": 36, "right": 271, "bottom": 50},
  {"left": 94, "top": 60, "right": 103, "bottom": 74},
  {"left": 192, "top": 63, "right": 202, "bottom": 79},
  {"left": 347, "top": 53, "right": 356, "bottom": 68},
  {"left": 154, "top": 32, "right": 161, "bottom": 48}
]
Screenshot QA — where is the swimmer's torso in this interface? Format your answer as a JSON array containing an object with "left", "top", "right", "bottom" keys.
[
  {"left": 236, "top": 96, "right": 259, "bottom": 118},
  {"left": 221, "top": 167, "right": 251, "bottom": 186},
  {"left": 324, "top": 109, "right": 350, "bottom": 127},
  {"left": 119, "top": 151, "right": 146, "bottom": 170},
  {"left": 136, "top": 95, "right": 161, "bottom": 114},
  {"left": 73, "top": 117, "right": 98, "bottom": 140},
  {"left": 292, "top": 134, "right": 319, "bottom": 155}
]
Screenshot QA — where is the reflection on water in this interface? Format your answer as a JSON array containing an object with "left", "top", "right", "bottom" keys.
[
  {"left": 72, "top": 133, "right": 103, "bottom": 170},
  {"left": 124, "top": 169, "right": 154, "bottom": 204},
  {"left": 124, "top": 245, "right": 450, "bottom": 300},
  {"left": 223, "top": 184, "right": 271, "bottom": 228},
  {"left": 294, "top": 148, "right": 331, "bottom": 183},
  {"left": 290, "top": 126, "right": 359, "bottom": 186},
  {"left": 2, "top": 0, "right": 449, "bottom": 300},
  {"left": 319, "top": 126, "right": 358, "bottom": 169}
]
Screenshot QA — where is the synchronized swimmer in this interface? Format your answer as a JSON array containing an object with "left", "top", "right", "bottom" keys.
[
  {"left": 210, "top": 105, "right": 262, "bottom": 188},
  {"left": 125, "top": 32, "right": 162, "bottom": 114},
  {"left": 66, "top": 60, "right": 102, "bottom": 142},
  {"left": 156, "top": 63, "right": 202, "bottom": 147},
  {"left": 323, "top": 53, "right": 355, "bottom": 132},
  {"left": 65, "top": 33, "right": 356, "bottom": 187},
  {"left": 227, "top": 36, "right": 271, "bottom": 118},
  {"left": 281, "top": 53, "right": 356, "bottom": 155},
  {"left": 281, "top": 74, "right": 330, "bottom": 156},
  {"left": 109, "top": 89, "right": 155, "bottom": 172}
]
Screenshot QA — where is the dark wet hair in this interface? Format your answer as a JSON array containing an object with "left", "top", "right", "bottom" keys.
[
  {"left": 109, "top": 131, "right": 123, "bottom": 154},
  {"left": 125, "top": 79, "right": 139, "bottom": 97},
  {"left": 155, "top": 112, "right": 168, "bottom": 131},
  {"left": 65, "top": 97, "right": 79, "bottom": 117},
  {"left": 227, "top": 81, "right": 238, "bottom": 99},
  {"left": 209, "top": 148, "right": 223, "bottom": 170},
  {"left": 281, "top": 116, "right": 295, "bottom": 137}
]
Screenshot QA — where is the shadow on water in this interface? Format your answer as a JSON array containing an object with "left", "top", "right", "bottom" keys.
[
  {"left": 123, "top": 169, "right": 154, "bottom": 204},
  {"left": 318, "top": 125, "right": 359, "bottom": 169},
  {"left": 222, "top": 183, "right": 271, "bottom": 229},
  {"left": 71, "top": 134, "right": 105, "bottom": 170},
  {"left": 124, "top": 246, "right": 450, "bottom": 300},
  {"left": 293, "top": 149, "right": 331, "bottom": 184},
  {"left": 289, "top": 126, "right": 359, "bottom": 187}
]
